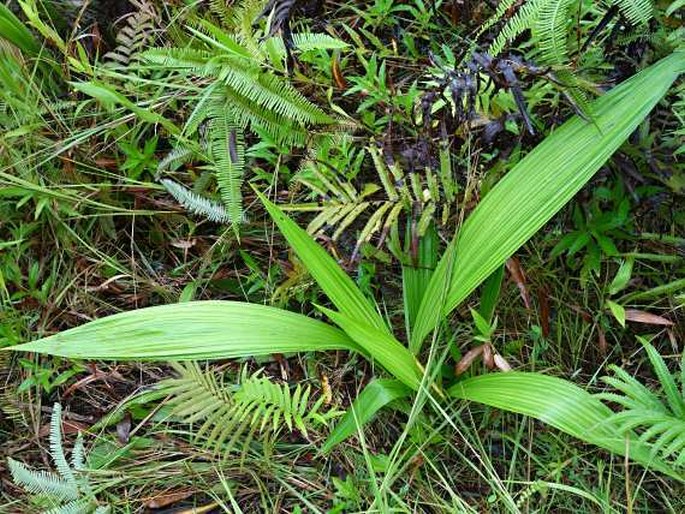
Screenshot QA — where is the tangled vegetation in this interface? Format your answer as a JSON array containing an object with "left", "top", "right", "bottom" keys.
[{"left": 1, "top": 0, "right": 684, "bottom": 512}]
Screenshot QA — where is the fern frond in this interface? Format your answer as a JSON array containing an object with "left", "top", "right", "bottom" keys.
[
  {"left": 476, "top": 0, "right": 519, "bottom": 41},
  {"left": 209, "top": 0, "right": 238, "bottom": 26},
  {"left": 613, "top": 0, "right": 653, "bottom": 25},
  {"left": 161, "top": 179, "right": 231, "bottom": 223},
  {"left": 293, "top": 140, "right": 457, "bottom": 258},
  {"left": 533, "top": 0, "right": 574, "bottom": 65},
  {"left": 50, "top": 403, "right": 77, "bottom": 488},
  {"left": 600, "top": 339, "right": 685, "bottom": 467},
  {"left": 222, "top": 86, "right": 309, "bottom": 146},
  {"left": 161, "top": 363, "right": 337, "bottom": 453},
  {"left": 71, "top": 433, "right": 85, "bottom": 471},
  {"left": 233, "top": 369, "right": 335, "bottom": 437},
  {"left": 639, "top": 336, "right": 685, "bottom": 418},
  {"left": 43, "top": 498, "right": 94, "bottom": 514},
  {"left": 218, "top": 65, "right": 333, "bottom": 126},
  {"left": 489, "top": 0, "right": 549, "bottom": 57},
  {"left": 208, "top": 108, "right": 246, "bottom": 228},
  {"left": 9, "top": 405, "right": 107, "bottom": 511},
  {"left": 104, "top": 0, "right": 157, "bottom": 67},
  {"left": 8, "top": 458, "right": 78, "bottom": 502},
  {"left": 156, "top": 146, "right": 195, "bottom": 177}
]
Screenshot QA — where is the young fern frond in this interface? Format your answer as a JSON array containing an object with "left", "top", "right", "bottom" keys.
[
  {"left": 8, "top": 458, "right": 78, "bottom": 502},
  {"left": 9, "top": 405, "right": 108, "bottom": 513},
  {"left": 43, "top": 498, "right": 96, "bottom": 514},
  {"left": 160, "top": 362, "right": 338, "bottom": 454},
  {"left": 161, "top": 179, "right": 232, "bottom": 224},
  {"left": 50, "top": 403, "right": 77, "bottom": 488},
  {"left": 103, "top": 0, "right": 158, "bottom": 67},
  {"left": 597, "top": 338, "right": 685, "bottom": 466}
]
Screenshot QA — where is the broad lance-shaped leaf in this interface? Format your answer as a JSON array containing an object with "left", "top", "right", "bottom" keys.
[
  {"left": 6, "top": 301, "right": 360, "bottom": 360},
  {"left": 411, "top": 51, "right": 685, "bottom": 351},
  {"left": 450, "top": 372, "right": 682, "bottom": 481},
  {"left": 322, "top": 379, "right": 411, "bottom": 453},
  {"left": 259, "top": 192, "right": 391, "bottom": 335}
]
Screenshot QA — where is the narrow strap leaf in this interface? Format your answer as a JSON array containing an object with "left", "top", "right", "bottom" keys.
[
  {"left": 318, "top": 306, "right": 423, "bottom": 390},
  {"left": 259, "top": 191, "right": 391, "bottom": 335}
]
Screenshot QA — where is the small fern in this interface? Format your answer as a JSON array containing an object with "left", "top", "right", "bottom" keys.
[
  {"left": 597, "top": 337, "right": 685, "bottom": 469},
  {"left": 482, "top": 0, "right": 653, "bottom": 119},
  {"left": 208, "top": 105, "right": 246, "bottom": 227},
  {"left": 8, "top": 459, "right": 79, "bottom": 503},
  {"left": 143, "top": 9, "right": 344, "bottom": 228},
  {"left": 293, "top": 140, "right": 457, "bottom": 260},
  {"left": 488, "top": 0, "right": 653, "bottom": 59},
  {"left": 161, "top": 179, "right": 233, "bottom": 224},
  {"left": 8, "top": 404, "right": 109, "bottom": 514},
  {"left": 103, "top": 0, "right": 158, "bottom": 68},
  {"left": 160, "top": 362, "right": 340, "bottom": 454}
]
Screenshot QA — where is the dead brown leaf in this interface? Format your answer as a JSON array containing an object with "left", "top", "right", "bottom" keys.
[
  {"left": 493, "top": 353, "right": 512, "bottom": 372},
  {"left": 483, "top": 343, "right": 495, "bottom": 369},
  {"left": 145, "top": 489, "right": 194, "bottom": 509},
  {"left": 537, "top": 286, "right": 551, "bottom": 338},
  {"left": 506, "top": 257, "right": 531, "bottom": 309},
  {"left": 332, "top": 55, "right": 347, "bottom": 89},
  {"left": 624, "top": 309, "right": 673, "bottom": 326},
  {"left": 455, "top": 345, "right": 485, "bottom": 375}
]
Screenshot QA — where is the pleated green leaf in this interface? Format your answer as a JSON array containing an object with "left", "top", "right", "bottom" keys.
[
  {"left": 259, "top": 192, "right": 390, "bottom": 335},
  {"left": 0, "top": 4, "right": 40, "bottom": 55},
  {"left": 322, "top": 379, "right": 411, "bottom": 453},
  {"left": 411, "top": 52, "right": 685, "bottom": 351},
  {"left": 319, "top": 307, "right": 423, "bottom": 390},
  {"left": 449, "top": 372, "right": 682, "bottom": 480},
  {"left": 6, "top": 301, "right": 360, "bottom": 360}
]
